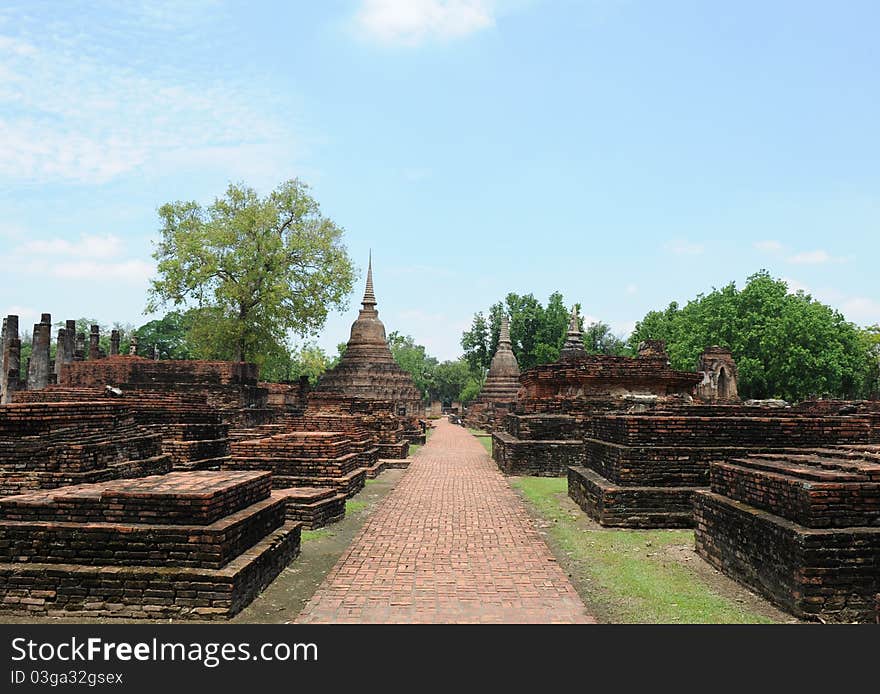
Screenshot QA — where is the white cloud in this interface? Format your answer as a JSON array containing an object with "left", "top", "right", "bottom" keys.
[
  {"left": 754, "top": 240, "right": 783, "bottom": 253},
  {"left": 17, "top": 234, "right": 124, "bottom": 259},
  {"left": 665, "top": 239, "right": 704, "bottom": 256},
  {"left": 788, "top": 250, "right": 828, "bottom": 264},
  {"left": 838, "top": 296, "right": 880, "bottom": 326},
  {"left": 354, "top": 0, "right": 496, "bottom": 46},
  {"left": 624, "top": 284, "right": 638, "bottom": 296},
  {"left": 0, "top": 9, "right": 298, "bottom": 185},
  {"left": 1, "top": 306, "right": 40, "bottom": 333},
  {"left": 46, "top": 259, "right": 155, "bottom": 284}
]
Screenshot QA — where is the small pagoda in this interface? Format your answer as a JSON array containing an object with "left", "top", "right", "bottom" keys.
[{"left": 463, "top": 315, "right": 520, "bottom": 432}]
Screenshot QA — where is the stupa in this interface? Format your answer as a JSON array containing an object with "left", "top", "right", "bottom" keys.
[
  {"left": 308, "top": 255, "right": 423, "bottom": 452},
  {"left": 464, "top": 315, "right": 520, "bottom": 431}
]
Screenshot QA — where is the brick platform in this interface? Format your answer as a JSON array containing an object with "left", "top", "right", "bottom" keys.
[
  {"left": 0, "top": 471, "right": 301, "bottom": 619},
  {"left": 694, "top": 446, "right": 880, "bottom": 623},
  {"left": 275, "top": 487, "right": 347, "bottom": 529},
  {"left": 0, "top": 402, "right": 171, "bottom": 496},
  {"left": 297, "top": 418, "right": 593, "bottom": 623}
]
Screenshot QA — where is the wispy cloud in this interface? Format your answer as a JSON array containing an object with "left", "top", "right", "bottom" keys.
[
  {"left": 10, "top": 233, "right": 155, "bottom": 286},
  {"left": 665, "top": 239, "right": 704, "bottom": 256},
  {"left": 0, "top": 5, "right": 298, "bottom": 186},
  {"left": 624, "top": 284, "right": 638, "bottom": 296},
  {"left": 18, "top": 234, "right": 124, "bottom": 260},
  {"left": 754, "top": 239, "right": 783, "bottom": 253},
  {"left": 353, "top": 0, "right": 497, "bottom": 46},
  {"left": 786, "top": 249, "right": 848, "bottom": 265}
]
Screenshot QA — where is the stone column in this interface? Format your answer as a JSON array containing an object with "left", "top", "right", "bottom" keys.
[
  {"left": 54, "top": 328, "right": 67, "bottom": 379},
  {"left": 129, "top": 336, "right": 138, "bottom": 356},
  {"left": 110, "top": 330, "right": 120, "bottom": 356},
  {"left": 26, "top": 314, "right": 51, "bottom": 391},
  {"left": 64, "top": 320, "right": 76, "bottom": 361},
  {"left": 89, "top": 325, "right": 101, "bottom": 360},
  {"left": 75, "top": 332, "right": 86, "bottom": 361},
  {"left": 1, "top": 315, "right": 20, "bottom": 403},
  {"left": 2, "top": 336, "right": 21, "bottom": 403}
]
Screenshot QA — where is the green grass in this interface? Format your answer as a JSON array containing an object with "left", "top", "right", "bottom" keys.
[
  {"left": 467, "top": 428, "right": 493, "bottom": 455},
  {"left": 512, "top": 477, "right": 776, "bottom": 624},
  {"left": 345, "top": 499, "right": 368, "bottom": 514},
  {"left": 301, "top": 528, "right": 331, "bottom": 542}
]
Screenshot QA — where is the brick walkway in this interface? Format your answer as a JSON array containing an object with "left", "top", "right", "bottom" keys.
[{"left": 296, "top": 418, "right": 594, "bottom": 623}]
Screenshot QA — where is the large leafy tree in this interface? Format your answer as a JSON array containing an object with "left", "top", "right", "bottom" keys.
[
  {"left": 628, "top": 271, "right": 876, "bottom": 401},
  {"left": 432, "top": 359, "right": 472, "bottom": 404},
  {"left": 147, "top": 179, "right": 355, "bottom": 362}
]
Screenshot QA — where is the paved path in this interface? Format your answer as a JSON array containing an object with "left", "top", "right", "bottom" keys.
[{"left": 296, "top": 418, "right": 594, "bottom": 623}]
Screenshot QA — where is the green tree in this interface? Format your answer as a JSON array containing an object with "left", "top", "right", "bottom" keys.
[
  {"left": 387, "top": 331, "right": 438, "bottom": 401},
  {"left": 147, "top": 179, "right": 355, "bottom": 362},
  {"left": 286, "top": 342, "right": 334, "bottom": 386},
  {"left": 432, "top": 359, "right": 472, "bottom": 404},
  {"left": 461, "top": 292, "right": 588, "bottom": 371},
  {"left": 583, "top": 321, "right": 629, "bottom": 356},
  {"left": 134, "top": 311, "right": 195, "bottom": 359},
  {"left": 628, "top": 270, "right": 876, "bottom": 401},
  {"left": 459, "top": 376, "right": 483, "bottom": 405}
]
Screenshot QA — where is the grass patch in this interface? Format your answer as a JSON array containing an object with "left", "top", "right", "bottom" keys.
[
  {"left": 345, "top": 500, "right": 368, "bottom": 514},
  {"left": 301, "top": 528, "right": 331, "bottom": 542},
  {"left": 467, "top": 428, "right": 493, "bottom": 455},
  {"left": 512, "top": 477, "right": 776, "bottom": 624}
]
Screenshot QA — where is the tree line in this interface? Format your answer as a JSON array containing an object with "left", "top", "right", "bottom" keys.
[{"left": 21, "top": 179, "right": 873, "bottom": 406}]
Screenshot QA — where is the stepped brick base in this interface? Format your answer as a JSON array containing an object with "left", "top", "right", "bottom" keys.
[
  {"left": 567, "top": 465, "right": 698, "bottom": 528},
  {"left": 0, "top": 471, "right": 301, "bottom": 620},
  {"left": 378, "top": 441, "right": 409, "bottom": 459},
  {"left": 275, "top": 487, "right": 346, "bottom": 529},
  {"left": 365, "top": 459, "right": 387, "bottom": 478},
  {"left": 492, "top": 432, "right": 584, "bottom": 476},
  {"left": 0, "top": 522, "right": 300, "bottom": 620},
  {"left": 380, "top": 459, "right": 411, "bottom": 470},
  {"left": 695, "top": 491, "right": 880, "bottom": 623},
  {"left": 270, "top": 468, "right": 367, "bottom": 499}
]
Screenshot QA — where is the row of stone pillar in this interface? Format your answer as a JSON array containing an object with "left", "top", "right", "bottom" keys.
[{"left": 0, "top": 315, "right": 136, "bottom": 404}]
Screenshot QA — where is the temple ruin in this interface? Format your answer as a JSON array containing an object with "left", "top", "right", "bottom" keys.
[
  {"left": 463, "top": 314, "right": 520, "bottom": 432},
  {"left": 308, "top": 256, "right": 424, "bottom": 454}
]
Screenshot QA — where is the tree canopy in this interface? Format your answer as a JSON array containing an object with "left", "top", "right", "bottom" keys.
[
  {"left": 628, "top": 271, "right": 878, "bottom": 401},
  {"left": 147, "top": 179, "right": 355, "bottom": 363},
  {"left": 461, "top": 291, "right": 628, "bottom": 372}
]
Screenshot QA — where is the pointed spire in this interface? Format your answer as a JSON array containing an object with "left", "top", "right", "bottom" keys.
[
  {"left": 559, "top": 304, "right": 586, "bottom": 361},
  {"left": 362, "top": 251, "right": 377, "bottom": 309},
  {"left": 499, "top": 314, "right": 511, "bottom": 344},
  {"left": 567, "top": 305, "right": 579, "bottom": 334}
]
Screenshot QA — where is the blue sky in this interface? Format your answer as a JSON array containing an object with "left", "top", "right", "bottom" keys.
[{"left": 1, "top": 1, "right": 878, "bottom": 361}]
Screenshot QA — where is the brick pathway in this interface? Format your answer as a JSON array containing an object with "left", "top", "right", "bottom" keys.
[{"left": 296, "top": 418, "right": 594, "bottom": 623}]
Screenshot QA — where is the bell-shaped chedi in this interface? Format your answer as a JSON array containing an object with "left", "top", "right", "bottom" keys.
[
  {"left": 559, "top": 305, "right": 588, "bottom": 361},
  {"left": 310, "top": 255, "right": 422, "bottom": 419},
  {"left": 464, "top": 315, "right": 521, "bottom": 431}
]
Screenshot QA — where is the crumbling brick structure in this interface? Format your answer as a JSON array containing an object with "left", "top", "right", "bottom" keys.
[
  {"left": 0, "top": 471, "right": 301, "bottom": 619},
  {"left": 695, "top": 346, "right": 739, "bottom": 402},
  {"left": 568, "top": 403, "right": 880, "bottom": 527},
  {"left": 57, "top": 356, "right": 272, "bottom": 426},
  {"left": 493, "top": 308, "right": 702, "bottom": 478},
  {"left": 15, "top": 388, "right": 231, "bottom": 471},
  {"left": 0, "top": 402, "right": 172, "bottom": 497},
  {"left": 309, "top": 256, "right": 424, "bottom": 446},
  {"left": 464, "top": 314, "right": 520, "bottom": 432},
  {"left": 694, "top": 445, "right": 880, "bottom": 622}
]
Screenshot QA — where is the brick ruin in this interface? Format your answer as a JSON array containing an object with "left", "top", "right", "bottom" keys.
[
  {"left": 308, "top": 256, "right": 425, "bottom": 448},
  {"left": 0, "top": 471, "right": 301, "bottom": 619},
  {"left": 463, "top": 314, "right": 520, "bottom": 432},
  {"left": 492, "top": 307, "right": 703, "bottom": 479},
  {"left": 694, "top": 440, "right": 880, "bottom": 623},
  {"left": 0, "top": 402, "right": 171, "bottom": 497},
  {"left": 567, "top": 403, "right": 880, "bottom": 528}
]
